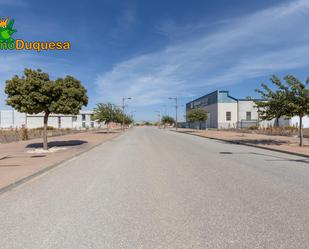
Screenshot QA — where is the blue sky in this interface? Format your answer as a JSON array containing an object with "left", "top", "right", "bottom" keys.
[{"left": 1, "top": 0, "right": 309, "bottom": 121}]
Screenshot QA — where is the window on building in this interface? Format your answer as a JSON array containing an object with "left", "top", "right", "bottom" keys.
[
  {"left": 226, "top": 112, "right": 231, "bottom": 121},
  {"left": 72, "top": 116, "right": 77, "bottom": 122},
  {"left": 82, "top": 114, "right": 86, "bottom": 121},
  {"left": 91, "top": 121, "right": 94, "bottom": 128},
  {"left": 246, "top": 112, "right": 252, "bottom": 121},
  {"left": 82, "top": 122, "right": 86, "bottom": 128}
]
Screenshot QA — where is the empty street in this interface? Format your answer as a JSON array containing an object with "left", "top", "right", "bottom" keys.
[{"left": 0, "top": 127, "right": 309, "bottom": 249}]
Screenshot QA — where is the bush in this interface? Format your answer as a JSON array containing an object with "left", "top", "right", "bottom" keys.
[
  {"left": 34, "top": 126, "right": 55, "bottom": 130},
  {"left": 21, "top": 126, "right": 28, "bottom": 140}
]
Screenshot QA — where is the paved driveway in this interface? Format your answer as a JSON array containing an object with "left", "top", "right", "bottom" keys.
[{"left": 0, "top": 127, "right": 308, "bottom": 248}]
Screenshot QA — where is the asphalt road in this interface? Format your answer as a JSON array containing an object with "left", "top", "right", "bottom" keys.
[{"left": 0, "top": 127, "right": 309, "bottom": 249}]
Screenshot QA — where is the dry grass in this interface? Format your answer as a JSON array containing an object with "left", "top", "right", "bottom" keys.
[
  {"left": 222, "top": 127, "right": 309, "bottom": 137},
  {"left": 0, "top": 127, "right": 87, "bottom": 143}
]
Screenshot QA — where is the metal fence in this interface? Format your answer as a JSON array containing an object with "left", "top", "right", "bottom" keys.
[{"left": 239, "top": 120, "right": 259, "bottom": 128}]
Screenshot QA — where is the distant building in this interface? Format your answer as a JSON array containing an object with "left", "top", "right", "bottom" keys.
[
  {"left": 0, "top": 110, "right": 102, "bottom": 129},
  {"left": 185, "top": 90, "right": 309, "bottom": 129}
]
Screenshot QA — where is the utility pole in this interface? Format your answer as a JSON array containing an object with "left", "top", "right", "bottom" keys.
[
  {"left": 155, "top": 110, "right": 161, "bottom": 128},
  {"left": 130, "top": 110, "right": 136, "bottom": 126},
  {"left": 122, "top": 97, "right": 131, "bottom": 130},
  {"left": 168, "top": 97, "right": 178, "bottom": 131}
]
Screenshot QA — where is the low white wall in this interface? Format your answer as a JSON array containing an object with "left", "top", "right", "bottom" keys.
[
  {"left": 289, "top": 116, "right": 309, "bottom": 128},
  {"left": 0, "top": 110, "right": 26, "bottom": 128}
]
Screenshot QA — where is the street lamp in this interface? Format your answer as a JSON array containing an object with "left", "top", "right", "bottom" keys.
[
  {"left": 122, "top": 97, "right": 132, "bottom": 130},
  {"left": 168, "top": 97, "right": 178, "bottom": 131}
]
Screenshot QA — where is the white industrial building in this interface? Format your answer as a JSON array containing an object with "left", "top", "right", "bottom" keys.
[
  {"left": 186, "top": 90, "right": 309, "bottom": 129},
  {"left": 0, "top": 110, "right": 101, "bottom": 129}
]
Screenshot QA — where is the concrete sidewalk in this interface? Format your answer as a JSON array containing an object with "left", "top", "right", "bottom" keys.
[
  {"left": 0, "top": 129, "right": 121, "bottom": 192},
  {"left": 177, "top": 129, "right": 309, "bottom": 158}
]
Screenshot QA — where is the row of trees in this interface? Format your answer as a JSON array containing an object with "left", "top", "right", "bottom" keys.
[
  {"left": 92, "top": 103, "right": 134, "bottom": 130},
  {"left": 255, "top": 75, "right": 309, "bottom": 147},
  {"left": 160, "top": 109, "right": 208, "bottom": 130},
  {"left": 5, "top": 68, "right": 134, "bottom": 150}
]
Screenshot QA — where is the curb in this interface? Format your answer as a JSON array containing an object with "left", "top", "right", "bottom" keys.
[
  {"left": 174, "top": 130, "right": 309, "bottom": 159},
  {"left": 0, "top": 131, "right": 125, "bottom": 196}
]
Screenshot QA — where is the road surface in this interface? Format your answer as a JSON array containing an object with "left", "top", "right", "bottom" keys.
[{"left": 0, "top": 127, "right": 309, "bottom": 249}]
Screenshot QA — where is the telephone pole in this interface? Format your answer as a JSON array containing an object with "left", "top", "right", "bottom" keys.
[
  {"left": 122, "top": 97, "right": 131, "bottom": 130},
  {"left": 168, "top": 97, "right": 178, "bottom": 131}
]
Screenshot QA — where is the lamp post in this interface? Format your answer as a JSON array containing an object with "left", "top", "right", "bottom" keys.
[
  {"left": 168, "top": 97, "right": 178, "bottom": 131},
  {"left": 122, "top": 97, "right": 131, "bottom": 130}
]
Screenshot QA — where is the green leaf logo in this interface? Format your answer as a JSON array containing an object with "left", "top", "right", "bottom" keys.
[{"left": 0, "top": 17, "right": 17, "bottom": 44}]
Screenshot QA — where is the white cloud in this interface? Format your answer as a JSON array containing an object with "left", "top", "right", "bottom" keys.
[{"left": 95, "top": 0, "right": 309, "bottom": 107}]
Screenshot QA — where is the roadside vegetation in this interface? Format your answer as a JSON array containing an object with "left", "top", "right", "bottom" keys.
[
  {"left": 161, "top": 115, "right": 175, "bottom": 128},
  {"left": 92, "top": 102, "right": 133, "bottom": 131},
  {"left": 185, "top": 108, "right": 208, "bottom": 130},
  {"left": 0, "top": 127, "right": 85, "bottom": 143},
  {"left": 5, "top": 68, "right": 88, "bottom": 150},
  {"left": 255, "top": 75, "right": 309, "bottom": 146}
]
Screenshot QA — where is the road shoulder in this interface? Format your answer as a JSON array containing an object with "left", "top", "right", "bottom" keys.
[
  {"left": 175, "top": 129, "right": 309, "bottom": 158},
  {"left": 0, "top": 130, "right": 123, "bottom": 194}
]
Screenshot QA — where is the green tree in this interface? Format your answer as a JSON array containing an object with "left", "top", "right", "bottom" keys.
[
  {"left": 93, "top": 103, "right": 122, "bottom": 131},
  {"left": 255, "top": 76, "right": 289, "bottom": 127},
  {"left": 123, "top": 114, "right": 134, "bottom": 126},
  {"left": 185, "top": 108, "right": 208, "bottom": 129},
  {"left": 287, "top": 75, "right": 309, "bottom": 146},
  {"left": 92, "top": 103, "right": 131, "bottom": 130},
  {"left": 161, "top": 115, "right": 175, "bottom": 127},
  {"left": 256, "top": 75, "right": 309, "bottom": 146},
  {"left": 5, "top": 69, "right": 88, "bottom": 150}
]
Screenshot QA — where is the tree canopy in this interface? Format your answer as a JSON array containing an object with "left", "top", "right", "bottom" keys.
[
  {"left": 92, "top": 102, "right": 134, "bottom": 128},
  {"left": 255, "top": 75, "right": 309, "bottom": 146},
  {"left": 186, "top": 108, "right": 208, "bottom": 123},
  {"left": 186, "top": 108, "right": 208, "bottom": 129},
  {"left": 92, "top": 103, "right": 121, "bottom": 124},
  {"left": 255, "top": 76, "right": 290, "bottom": 126},
  {"left": 161, "top": 115, "right": 175, "bottom": 125},
  {"left": 5, "top": 68, "right": 88, "bottom": 149},
  {"left": 5, "top": 69, "right": 88, "bottom": 115}
]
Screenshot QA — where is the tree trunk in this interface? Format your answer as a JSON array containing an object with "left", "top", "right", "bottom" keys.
[
  {"left": 199, "top": 121, "right": 202, "bottom": 130},
  {"left": 106, "top": 122, "right": 110, "bottom": 133},
  {"left": 43, "top": 112, "right": 49, "bottom": 150},
  {"left": 275, "top": 117, "right": 279, "bottom": 128},
  {"left": 299, "top": 115, "right": 303, "bottom": 147}
]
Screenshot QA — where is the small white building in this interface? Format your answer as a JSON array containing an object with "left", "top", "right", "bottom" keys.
[
  {"left": 0, "top": 110, "right": 102, "bottom": 129},
  {"left": 186, "top": 90, "right": 309, "bottom": 129}
]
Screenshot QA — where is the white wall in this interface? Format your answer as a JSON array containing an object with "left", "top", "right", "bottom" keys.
[
  {"left": 61, "top": 117, "right": 73, "bottom": 128},
  {"left": 289, "top": 116, "right": 309, "bottom": 128},
  {"left": 238, "top": 101, "right": 259, "bottom": 121},
  {"left": 0, "top": 110, "right": 26, "bottom": 128},
  {"left": 0, "top": 111, "right": 102, "bottom": 129},
  {"left": 217, "top": 103, "right": 238, "bottom": 128}
]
